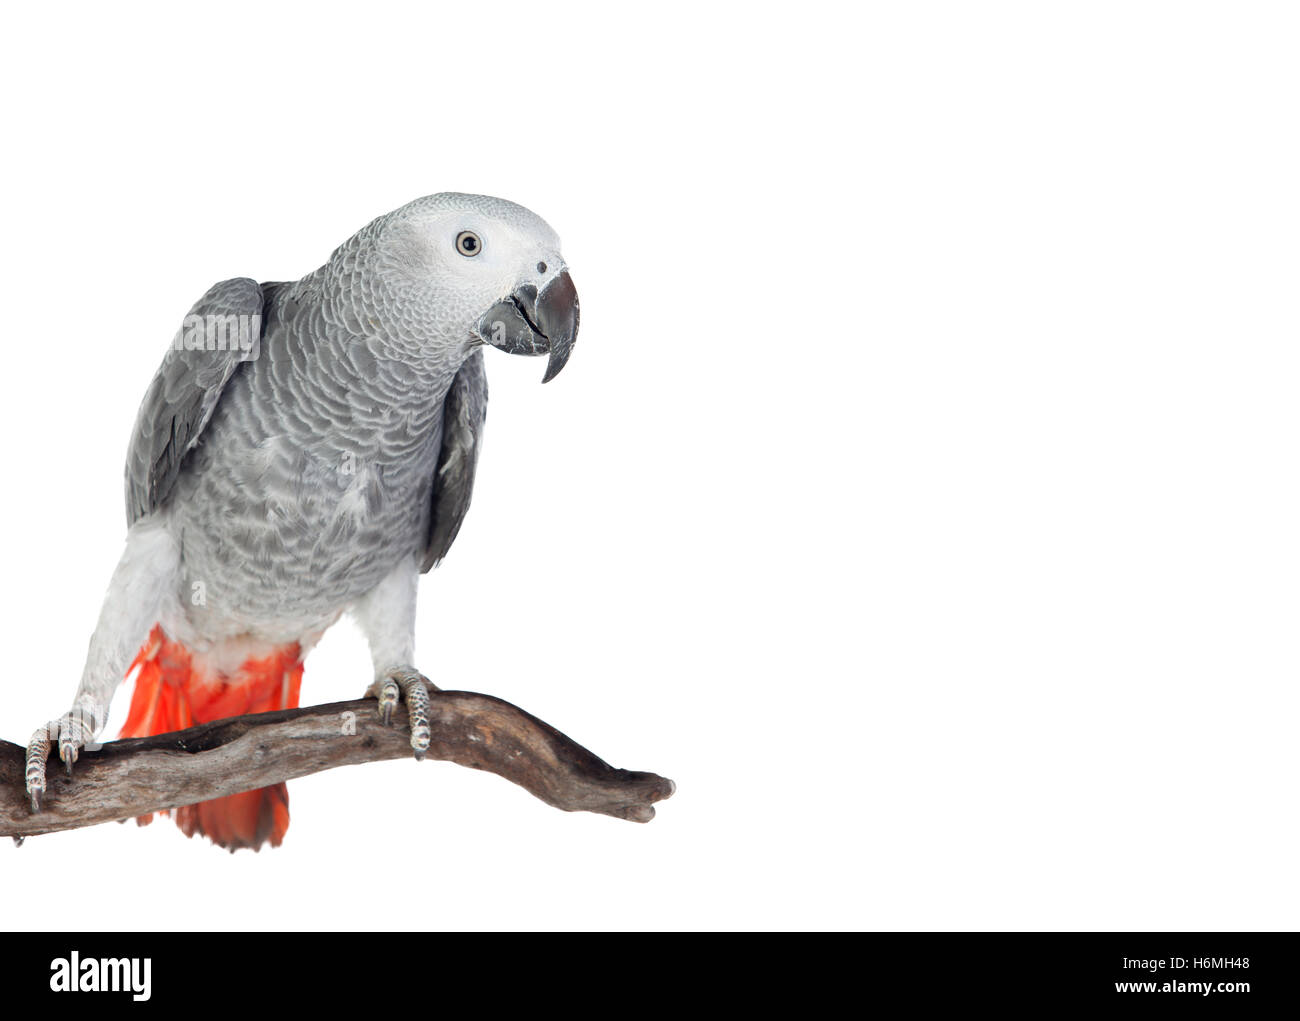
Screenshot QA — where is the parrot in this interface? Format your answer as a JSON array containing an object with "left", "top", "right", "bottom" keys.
[{"left": 22, "top": 192, "right": 580, "bottom": 850}]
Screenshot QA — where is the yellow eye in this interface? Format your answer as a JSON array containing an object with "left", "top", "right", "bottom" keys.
[{"left": 455, "top": 230, "right": 482, "bottom": 257}]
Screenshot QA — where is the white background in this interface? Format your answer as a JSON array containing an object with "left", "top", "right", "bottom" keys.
[{"left": 0, "top": 2, "right": 1296, "bottom": 931}]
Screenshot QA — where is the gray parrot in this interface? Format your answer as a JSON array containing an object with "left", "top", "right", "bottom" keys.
[{"left": 23, "top": 192, "right": 579, "bottom": 849}]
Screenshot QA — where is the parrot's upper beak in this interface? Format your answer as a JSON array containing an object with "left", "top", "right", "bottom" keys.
[{"left": 474, "top": 270, "right": 579, "bottom": 383}]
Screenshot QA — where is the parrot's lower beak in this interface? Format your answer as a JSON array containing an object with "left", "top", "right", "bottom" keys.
[{"left": 474, "top": 270, "right": 580, "bottom": 383}]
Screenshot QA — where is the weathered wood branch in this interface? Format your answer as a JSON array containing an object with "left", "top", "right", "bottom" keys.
[{"left": 0, "top": 689, "right": 674, "bottom": 840}]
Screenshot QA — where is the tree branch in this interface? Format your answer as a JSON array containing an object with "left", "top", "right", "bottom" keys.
[{"left": 0, "top": 688, "right": 675, "bottom": 840}]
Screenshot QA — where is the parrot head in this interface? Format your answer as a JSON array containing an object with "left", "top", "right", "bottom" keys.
[{"left": 370, "top": 193, "right": 580, "bottom": 382}]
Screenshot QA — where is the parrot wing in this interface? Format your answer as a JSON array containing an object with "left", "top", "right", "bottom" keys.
[
  {"left": 124, "top": 277, "right": 266, "bottom": 525},
  {"left": 420, "top": 347, "right": 488, "bottom": 572}
]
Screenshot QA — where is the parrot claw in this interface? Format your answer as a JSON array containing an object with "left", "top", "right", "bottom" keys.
[
  {"left": 25, "top": 725, "right": 51, "bottom": 814},
  {"left": 367, "top": 668, "right": 437, "bottom": 760},
  {"left": 375, "top": 678, "right": 400, "bottom": 726},
  {"left": 23, "top": 699, "right": 105, "bottom": 813},
  {"left": 405, "top": 677, "right": 431, "bottom": 761}
]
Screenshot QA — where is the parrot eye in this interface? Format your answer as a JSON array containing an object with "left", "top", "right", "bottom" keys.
[{"left": 455, "top": 231, "right": 482, "bottom": 257}]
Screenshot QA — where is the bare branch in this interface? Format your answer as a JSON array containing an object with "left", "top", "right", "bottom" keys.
[{"left": 0, "top": 688, "right": 675, "bottom": 840}]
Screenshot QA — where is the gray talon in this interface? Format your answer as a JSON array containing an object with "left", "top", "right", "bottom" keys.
[
  {"left": 26, "top": 726, "right": 51, "bottom": 815},
  {"left": 27, "top": 700, "right": 105, "bottom": 812},
  {"left": 376, "top": 678, "right": 400, "bottom": 726},
  {"left": 403, "top": 675, "right": 431, "bottom": 760},
  {"left": 60, "top": 734, "right": 80, "bottom": 776},
  {"left": 369, "top": 669, "right": 434, "bottom": 760}
]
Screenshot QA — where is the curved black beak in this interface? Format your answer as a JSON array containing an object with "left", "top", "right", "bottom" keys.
[{"left": 474, "top": 269, "right": 580, "bottom": 382}]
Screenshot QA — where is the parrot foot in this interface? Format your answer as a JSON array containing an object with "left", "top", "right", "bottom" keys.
[
  {"left": 24, "top": 697, "right": 107, "bottom": 813},
  {"left": 366, "top": 668, "right": 439, "bottom": 761}
]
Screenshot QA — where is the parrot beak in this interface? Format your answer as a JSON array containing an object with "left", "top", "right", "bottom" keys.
[{"left": 474, "top": 270, "right": 580, "bottom": 383}]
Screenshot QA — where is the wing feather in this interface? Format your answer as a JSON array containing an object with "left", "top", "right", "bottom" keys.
[
  {"left": 420, "top": 349, "right": 488, "bottom": 572},
  {"left": 124, "top": 277, "right": 265, "bottom": 524}
]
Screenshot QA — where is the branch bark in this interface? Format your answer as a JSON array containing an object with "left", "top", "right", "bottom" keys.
[{"left": 0, "top": 689, "right": 675, "bottom": 840}]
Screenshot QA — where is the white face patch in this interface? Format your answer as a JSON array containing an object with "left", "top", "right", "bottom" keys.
[{"left": 378, "top": 194, "right": 563, "bottom": 330}]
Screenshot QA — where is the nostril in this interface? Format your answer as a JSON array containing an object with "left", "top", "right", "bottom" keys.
[{"left": 537, "top": 261, "right": 547, "bottom": 274}]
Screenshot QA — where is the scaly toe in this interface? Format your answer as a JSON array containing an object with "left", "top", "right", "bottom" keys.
[
  {"left": 402, "top": 675, "right": 432, "bottom": 760},
  {"left": 25, "top": 727, "right": 51, "bottom": 815},
  {"left": 376, "top": 678, "right": 400, "bottom": 726},
  {"left": 59, "top": 740, "right": 80, "bottom": 776}
]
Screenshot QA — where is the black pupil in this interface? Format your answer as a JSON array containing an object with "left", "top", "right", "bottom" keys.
[
  {"left": 462, "top": 235, "right": 477, "bottom": 252},
  {"left": 537, "top": 261, "right": 547, "bottom": 273}
]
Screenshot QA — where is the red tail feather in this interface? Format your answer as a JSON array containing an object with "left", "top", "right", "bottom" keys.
[{"left": 121, "top": 625, "right": 304, "bottom": 850}]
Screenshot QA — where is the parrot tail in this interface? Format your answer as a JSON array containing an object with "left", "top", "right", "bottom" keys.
[{"left": 120, "top": 625, "right": 304, "bottom": 851}]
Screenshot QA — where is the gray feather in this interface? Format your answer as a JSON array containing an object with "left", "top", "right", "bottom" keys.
[
  {"left": 421, "top": 348, "right": 488, "bottom": 572},
  {"left": 124, "top": 278, "right": 265, "bottom": 524}
]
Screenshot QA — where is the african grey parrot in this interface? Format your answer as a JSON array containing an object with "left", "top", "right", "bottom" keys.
[{"left": 23, "top": 193, "right": 579, "bottom": 849}]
